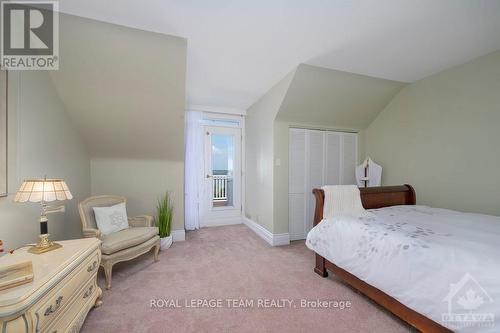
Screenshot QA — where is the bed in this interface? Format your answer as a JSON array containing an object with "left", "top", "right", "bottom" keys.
[{"left": 307, "top": 185, "right": 500, "bottom": 333}]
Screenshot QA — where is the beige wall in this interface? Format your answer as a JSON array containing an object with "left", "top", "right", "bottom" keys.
[
  {"left": 276, "top": 64, "right": 405, "bottom": 128},
  {"left": 272, "top": 121, "right": 291, "bottom": 234},
  {"left": 0, "top": 71, "right": 90, "bottom": 250},
  {"left": 51, "top": 14, "right": 187, "bottom": 160},
  {"left": 245, "top": 70, "right": 295, "bottom": 233},
  {"left": 90, "top": 158, "right": 184, "bottom": 231},
  {"left": 365, "top": 50, "right": 500, "bottom": 216}
]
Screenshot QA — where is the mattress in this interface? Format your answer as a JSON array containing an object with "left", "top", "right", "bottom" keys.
[{"left": 306, "top": 205, "right": 500, "bottom": 333}]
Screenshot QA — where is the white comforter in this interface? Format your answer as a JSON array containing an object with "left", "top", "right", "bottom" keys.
[{"left": 306, "top": 205, "right": 500, "bottom": 333}]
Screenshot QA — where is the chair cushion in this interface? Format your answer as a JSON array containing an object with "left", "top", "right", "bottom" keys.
[{"left": 101, "top": 227, "right": 159, "bottom": 255}]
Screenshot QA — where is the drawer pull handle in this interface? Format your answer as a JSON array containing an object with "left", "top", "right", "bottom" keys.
[
  {"left": 44, "top": 296, "right": 63, "bottom": 316},
  {"left": 87, "top": 261, "right": 97, "bottom": 272},
  {"left": 83, "top": 285, "right": 94, "bottom": 299}
]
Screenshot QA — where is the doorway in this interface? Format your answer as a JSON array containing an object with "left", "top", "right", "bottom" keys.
[{"left": 186, "top": 112, "right": 244, "bottom": 230}]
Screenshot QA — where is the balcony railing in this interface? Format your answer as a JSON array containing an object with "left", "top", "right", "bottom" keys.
[{"left": 213, "top": 175, "right": 229, "bottom": 201}]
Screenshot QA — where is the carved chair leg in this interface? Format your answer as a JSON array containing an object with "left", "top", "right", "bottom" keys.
[
  {"left": 103, "top": 263, "right": 113, "bottom": 290},
  {"left": 314, "top": 254, "right": 328, "bottom": 277},
  {"left": 94, "top": 286, "right": 103, "bottom": 308},
  {"left": 153, "top": 243, "right": 160, "bottom": 262}
]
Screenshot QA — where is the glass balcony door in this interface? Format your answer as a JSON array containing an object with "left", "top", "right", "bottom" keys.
[{"left": 202, "top": 125, "right": 242, "bottom": 226}]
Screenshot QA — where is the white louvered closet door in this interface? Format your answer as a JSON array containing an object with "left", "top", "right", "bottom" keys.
[
  {"left": 288, "top": 129, "right": 307, "bottom": 241},
  {"left": 306, "top": 130, "right": 325, "bottom": 233},
  {"left": 342, "top": 133, "right": 358, "bottom": 185},
  {"left": 288, "top": 129, "right": 358, "bottom": 240},
  {"left": 325, "top": 132, "right": 342, "bottom": 185}
]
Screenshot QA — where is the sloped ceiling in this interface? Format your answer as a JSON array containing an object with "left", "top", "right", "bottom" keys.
[
  {"left": 49, "top": 14, "right": 187, "bottom": 160},
  {"left": 276, "top": 64, "right": 405, "bottom": 130},
  {"left": 58, "top": 0, "right": 500, "bottom": 109}
]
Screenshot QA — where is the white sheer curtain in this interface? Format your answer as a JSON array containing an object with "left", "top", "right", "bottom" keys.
[{"left": 184, "top": 111, "right": 204, "bottom": 230}]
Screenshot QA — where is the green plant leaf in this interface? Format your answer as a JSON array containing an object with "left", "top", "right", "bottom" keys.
[{"left": 156, "top": 191, "right": 173, "bottom": 238}]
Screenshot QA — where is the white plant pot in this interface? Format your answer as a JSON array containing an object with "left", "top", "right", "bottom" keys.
[{"left": 160, "top": 235, "right": 173, "bottom": 251}]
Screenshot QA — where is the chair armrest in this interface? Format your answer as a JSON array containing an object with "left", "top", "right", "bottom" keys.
[
  {"left": 83, "top": 228, "right": 102, "bottom": 239},
  {"left": 128, "top": 215, "right": 155, "bottom": 228}
]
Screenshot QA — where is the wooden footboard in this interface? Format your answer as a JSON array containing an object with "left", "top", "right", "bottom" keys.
[{"left": 311, "top": 185, "right": 452, "bottom": 333}]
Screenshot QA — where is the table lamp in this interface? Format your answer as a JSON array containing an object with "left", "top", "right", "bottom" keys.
[{"left": 14, "top": 177, "right": 73, "bottom": 254}]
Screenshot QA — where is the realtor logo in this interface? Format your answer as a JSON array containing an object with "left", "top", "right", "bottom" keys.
[
  {"left": 442, "top": 273, "right": 495, "bottom": 329},
  {"left": 1, "top": 0, "right": 59, "bottom": 70}
]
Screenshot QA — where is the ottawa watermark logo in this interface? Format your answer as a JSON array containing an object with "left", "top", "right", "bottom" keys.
[
  {"left": 442, "top": 273, "right": 495, "bottom": 329},
  {"left": 1, "top": 0, "right": 59, "bottom": 70}
]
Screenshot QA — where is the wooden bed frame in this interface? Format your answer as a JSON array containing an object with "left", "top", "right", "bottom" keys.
[{"left": 312, "top": 185, "right": 452, "bottom": 333}]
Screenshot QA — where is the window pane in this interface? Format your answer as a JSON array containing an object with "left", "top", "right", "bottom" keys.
[{"left": 212, "top": 134, "right": 234, "bottom": 207}]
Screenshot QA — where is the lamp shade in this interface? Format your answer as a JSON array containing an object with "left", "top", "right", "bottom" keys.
[{"left": 14, "top": 179, "right": 73, "bottom": 203}]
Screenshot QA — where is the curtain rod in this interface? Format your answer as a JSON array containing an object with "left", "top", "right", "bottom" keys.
[{"left": 288, "top": 125, "right": 359, "bottom": 134}]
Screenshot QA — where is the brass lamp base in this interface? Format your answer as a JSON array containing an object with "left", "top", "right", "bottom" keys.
[{"left": 28, "top": 234, "right": 62, "bottom": 254}]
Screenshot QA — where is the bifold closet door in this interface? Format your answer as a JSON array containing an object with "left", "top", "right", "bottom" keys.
[
  {"left": 305, "top": 130, "right": 325, "bottom": 233},
  {"left": 288, "top": 129, "right": 307, "bottom": 241},
  {"left": 342, "top": 133, "right": 358, "bottom": 185},
  {"left": 288, "top": 129, "right": 358, "bottom": 241},
  {"left": 325, "top": 132, "right": 342, "bottom": 185}
]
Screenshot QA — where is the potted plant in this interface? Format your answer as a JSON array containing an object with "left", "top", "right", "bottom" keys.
[{"left": 156, "top": 192, "right": 173, "bottom": 250}]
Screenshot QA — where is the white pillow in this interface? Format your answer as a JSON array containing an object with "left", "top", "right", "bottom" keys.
[{"left": 93, "top": 202, "right": 129, "bottom": 235}]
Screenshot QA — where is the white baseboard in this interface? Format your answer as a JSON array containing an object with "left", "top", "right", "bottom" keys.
[
  {"left": 171, "top": 229, "right": 185, "bottom": 242},
  {"left": 243, "top": 218, "right": 290, "bottom": 246},
  {"left": 204, "top": 217, "right": 243, "bottom": 227},
  {"left": 273, "top": 233, "right": 291, "bottom": 246}
]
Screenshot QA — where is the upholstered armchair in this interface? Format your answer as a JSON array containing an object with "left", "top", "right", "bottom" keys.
[{"left": 78, "top": 195, "right": 160, "bottom": 289}]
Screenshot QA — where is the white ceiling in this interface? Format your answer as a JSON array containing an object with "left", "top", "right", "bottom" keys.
[{"left": 58, "top": 0, "right": 500, "bottom": 110}]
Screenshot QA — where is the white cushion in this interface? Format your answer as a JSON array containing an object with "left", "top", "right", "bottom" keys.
[{"left": 93, "top": 202, "right": 129, "bottom": 235}]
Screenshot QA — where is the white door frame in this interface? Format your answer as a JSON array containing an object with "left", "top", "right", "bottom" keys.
[{"left": 200, "top": 112, "right": 245, "bottom": 227}]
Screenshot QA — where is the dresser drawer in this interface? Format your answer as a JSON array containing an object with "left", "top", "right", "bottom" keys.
[
  {"left": 34, "top": 250, "right": 100, "bottom": 331},
  {"left": 44, "top": 279, "right": 97, "bottom": 333}
]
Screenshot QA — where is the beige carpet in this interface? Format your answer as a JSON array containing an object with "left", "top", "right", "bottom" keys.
[{"left": 81, "top": 224, "right": 412, "bottom": 333}]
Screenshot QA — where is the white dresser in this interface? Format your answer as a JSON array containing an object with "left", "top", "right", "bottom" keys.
[{"left": 0, "top": 238, "right": 102, "bottom": 333}]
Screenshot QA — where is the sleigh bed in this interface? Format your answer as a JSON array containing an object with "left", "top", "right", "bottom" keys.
[
  {"left": 310, "top": 185, "right": 453, "bottom": 333},
  {"left": 309, "top": 184, "right": 500, "bottom": 333}
]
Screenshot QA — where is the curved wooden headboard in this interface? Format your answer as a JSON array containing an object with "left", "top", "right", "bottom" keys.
[{"left": 312, "top": 185, "right": 416, "bottom": 226}]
